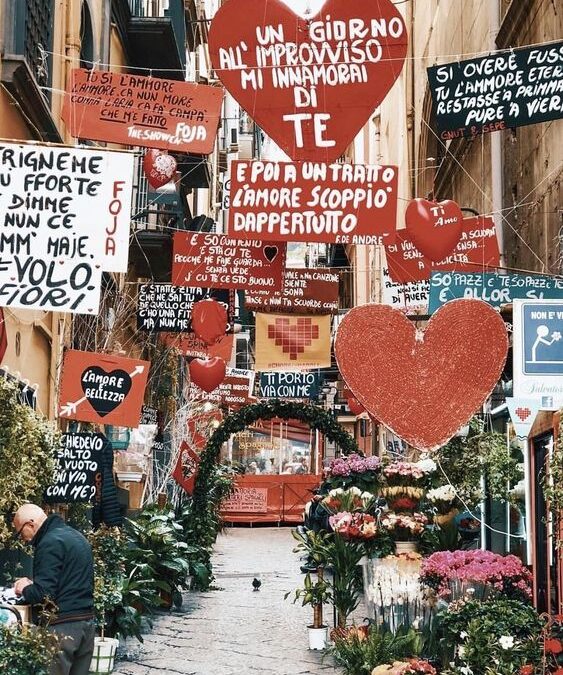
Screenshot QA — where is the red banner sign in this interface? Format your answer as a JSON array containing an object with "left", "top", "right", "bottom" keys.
[
  {"left": 189, "top": 368, "right": 256, "bottom": 407},
  {"left": 172, "top": 233, "right": 286, "bottom": 290},
  {"left": 228, "top": 161, "right": 398, "bottom": 244},
  {"left": 385, "top": 216, "right": 500, "bottom": 283},
  {"left": 172, "top": 441, "right": 201, "bottom": 495},
  {"left": 245, "top": 268, "right": 339, "bottom": 314},
  {"left": 61, "top": 69, "right": 223, "bottom": 154}
]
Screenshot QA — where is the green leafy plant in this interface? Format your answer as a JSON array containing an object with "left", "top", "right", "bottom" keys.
[
  {"left": 0, "top": 624, "right": 60, "bottom": 675},
  {"left": 285, "top": 571, "right": 332, "bottom": 628}
]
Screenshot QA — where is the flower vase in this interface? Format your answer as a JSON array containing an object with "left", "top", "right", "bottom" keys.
[
  {"left": 434, "top": 508, "right": 459, "bottom": 526},
  {"left": 89, "top": 637, "right": 119, "bottom": 674},
  {"left": 395, "top": 541, "right": 418, "bottom": 555}
]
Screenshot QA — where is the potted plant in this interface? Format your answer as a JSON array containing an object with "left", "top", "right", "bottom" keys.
[
  {"left": 381, "top": 461, "right": 435, "bottom": 512},
  {"left": 379, "top": 512, "right": 428, "bottom": 554},
  {"left": 286, "top": 570, "right": 332, "bottom": 650},
  {"left": 426, "top": 485, "right": 459, "bottom": 525}
]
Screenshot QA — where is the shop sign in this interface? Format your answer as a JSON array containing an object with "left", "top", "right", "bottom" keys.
[
  {"left": 228, "top": 161, "right": 398, "bottom": 244},
  {"left": 246, "top": 268, "right": 339, "bottom": 314},
  {"left": 429, "top": 271, "right": 563, "bottom": 313},
  {"left": 260, "top": 372, "right": 319, "bottom": 400},
  {"left": 381, "top": 266, "right": 429, "bottom": 312},
  {"left": 62, "top": 69, "right": 223, "bottom": 154},
  {"left": 172, "top": 232, "right": 286, "bottom": 291},
  {"left": 427, "top": 41, "right": 563, "bottom": 139},
  {"left": 222, "top": 487, "right": 268, "bottom": 513},
  {"left": 208, "top": 0, "right": 408, "bottom": 162}
]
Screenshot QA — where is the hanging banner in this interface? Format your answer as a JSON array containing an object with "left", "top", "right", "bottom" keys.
[
  {"left": 513, "top": 299, "right": 563, "bottom": 403},
  {"left": 208, "top": 0, "right": 408, "bottom": 162},
  {"left": 427, "top": 41, "right": 563, "bottom": 140},
  {"left": 381, "top": 266, "right": 429, "bottom": 312},
  {"left": 160, "top": 332, "right": 234, "bottom": 361},
  {"left": 172, "top": 441, "right": 201, "bottom": 495},
  {"left": 61, "top": 68, "right": 223, "bottom": 154},
  {"left": 58, "top": 350, "right": 150, "bottom": 427},
  {"left": 385, "top": 216, "right": 500, "bottom": 283},
  {"left": 187, "top": 410, "right": 223, "bottom": 449},
  {"left": 429, "top": 271, "right": 563, "bottom": 314},
  {"left": 255, "top": 313, "right": 331, "bottom": 371},
  {"left": 228, "top": 161, "right": 398, "bottom": 244},
  {"left": 189, "top": 367, "right": 256, "bottom": 407},
  {"left": 245, "top": 268, "right": 339, "bottom": 314},
  {"left": 260, "top": 372, "right": 319, "bottom": 400},
  {"left": 505, "top": 398, "right": 542, "bottom": 439},
  {"left": 137, "top": 284, "right": 233, "bottom": 332},
  {"left": 172, "top": 232, "right": 286, "bottom": 291},
  {"left": 44, "top": 432, "right": 104, "bottom": 503}
]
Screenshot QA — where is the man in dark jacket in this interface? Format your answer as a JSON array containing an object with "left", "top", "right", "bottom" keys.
[{"left": 13, "top": 504, "right": 95, "bottom": 675}]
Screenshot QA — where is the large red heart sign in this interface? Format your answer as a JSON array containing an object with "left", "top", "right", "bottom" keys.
[
  {"left": 209, "top": 0, "right": 408, "bottom": 162},
  {"left": 191, "top": 299, "right": 228, "bottom": 345},
  {"left": 335, "top": 300, "right": 508, "bottom": 451},
  {"left": 405, "top": 198, "right": 464, "bottom": 262}
]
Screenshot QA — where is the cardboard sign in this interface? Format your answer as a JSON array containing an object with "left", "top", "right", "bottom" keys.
[
  {"left": 172, "top": 232, "right": 286, "bottom": 291},
  {"left": 222, "top": 487, "right": 268, "bottom": 513},
  {"left": 385, "top": 216, "right": 500, "bottom": 283},
  {"left": 160, "top": 332, "right": 234, "bottom": 361},
  {"left": 44, "top": 433, "right": 104, "bottom": 503},
  {"left": 228, "top": 161, "right": 398, "bottom": 244},
  {"left": 62, "top": 69, "right": 223, "bottom": 154},
  {"left": 189, "top": 367, "right": 256, "bottom": 407},
  {"left": 260, "top": 371, "right": 319, "bottom": 399},
  {"left": 172, "top": 441, "right": 201, "bottom": 495},
  {"left": 58, "top": 350, "right": 150, "bottom": 427},
  {"left": 381, "top": 266, "right": 429, "bottom": 312},
  {"left": 429, "top": 271, "right": 563, "bottom": 313},
  {"left": 208, "top": 0, "right": 408, "bottom": 162},
  {"left": 427, "top": 41, "right": 563, "bottom": 139},
  {"left": 255, "top": 313, "right": 331, "bottom": 371},
  {"left": 137, "top": 284, "right": 233, "bottom": 332},
  {"left": 246, "top": 268, "right": 339, "bottom": 314}
]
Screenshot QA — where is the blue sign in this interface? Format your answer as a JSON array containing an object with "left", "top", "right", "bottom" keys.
[
  {"left": 521, "top": 303, "right": 563, "bottom": 375},
  {"left": 428, "top": 271, "right": 563, "bottom": 313}
]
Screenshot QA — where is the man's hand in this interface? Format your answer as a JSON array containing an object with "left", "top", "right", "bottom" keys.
[{"left": 14, "top": 577, "right": 33, "bottom": 596}]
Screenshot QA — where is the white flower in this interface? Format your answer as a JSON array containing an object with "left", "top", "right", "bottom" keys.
[
  {"left": 427, "top": 485, "right": 457, "bottom": 502},
  {"left": 499, "top": 635, "right": 514, "bottom": 650},
  {"left": 415, "top": 458, "right": 437, "bottom": 473},
  {"left": 349, "top": 486, "right": 362, "bottom": 495},
  {"left": 458, "top": 646, "right": 466, "bottom": 657},
  {"left": 460, "top": 631, "right": 468, "bottom": 639},
  {"left": 361, "top": 491, "right": 374, "bottom": 501}
]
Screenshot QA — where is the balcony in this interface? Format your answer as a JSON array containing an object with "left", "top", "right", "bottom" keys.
[{"left": 1, "top": 0, "right": 61, "bottom": 141}]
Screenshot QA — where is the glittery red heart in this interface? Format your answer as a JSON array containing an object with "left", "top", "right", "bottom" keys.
[
  {"left": 267, "top": 317, "right": 319, "bottom": 360},
  {"left": 335, "top": 299, "right": 508, "bottom": 451},
  {"left": 515, "top": 407, "right": 532, "bottom": 421}
]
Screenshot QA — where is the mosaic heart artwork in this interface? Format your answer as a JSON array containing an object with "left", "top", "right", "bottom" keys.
[
  {"left": 267, "top": 317, "right": 320, "bottom": 360},
  {"left": 335, "top": 299, "right": 508, "bottom": 451},
  {"left": 515, "top": 407, "right": 532, "bottom": 421}
]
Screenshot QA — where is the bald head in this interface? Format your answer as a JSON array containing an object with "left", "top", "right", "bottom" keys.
[{"left": 13, "top": 504, "right": 47, "bottom": 542}]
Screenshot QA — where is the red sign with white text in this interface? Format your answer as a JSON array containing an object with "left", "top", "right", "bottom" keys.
[
  {"left": 189, "top": 368, "right": 256, "bottom": 408},
  {"left": 385, "top": 216, "right": 500, "bottom": 283}
]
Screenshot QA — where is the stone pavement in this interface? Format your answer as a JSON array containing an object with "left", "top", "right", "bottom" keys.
[{"left": 113, "top": 527, "right": 342, "bottom": 675}]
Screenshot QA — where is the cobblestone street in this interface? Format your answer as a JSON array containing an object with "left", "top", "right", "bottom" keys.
[{"left": 114, "top": 527, "right": 340, "bottom": 675}]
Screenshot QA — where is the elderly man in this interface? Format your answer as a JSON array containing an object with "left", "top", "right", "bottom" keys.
[{"left": 12, "top": 504, "right": 95, "bottom": 675}]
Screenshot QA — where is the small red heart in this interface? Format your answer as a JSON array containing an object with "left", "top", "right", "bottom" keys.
[
  {"left": 347, "top": 397, "right": 365, "bottom": 416},
  {"left": 189, "top": 357, "right": 226, "bottom": 393},
  {"left": 335, "top": 299, "right": 508, "bottom": 451},
  {"left": 191, "top": 299, "right": 228, "bottom": 345},
  {"left": 142, "top": 149, "right": 177, "bottom": 189},
  {"left": 405, "top": 198, "right": 463, "bottom": 262},
  {"left": 515, "top": 406, "right": 532, "bottom": 421}
]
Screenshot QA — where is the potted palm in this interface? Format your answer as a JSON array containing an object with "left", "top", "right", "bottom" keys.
[{"left": 286, "top": 570, "right": 332, "bottom": 650}]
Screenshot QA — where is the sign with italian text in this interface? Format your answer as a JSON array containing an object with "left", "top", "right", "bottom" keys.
[
  {"left": 427, "top": 41, "right": 563, "bottom": 139},
  {"left": 228, "top": 161, "right": 398, "bottom": 244},
  {"left": 260, "top": 371, "right": 319, "bottom": 400},
  {"left": 245, "top": 268, "right": 339, "bottom": 314},
  {"left": 160, "top": 332, "right": 234, "bottom": 361},
  {"left": 62, "top": 69, "right": 223, "bottom": 154},
  {"left": 208, "top": 0, "right": 408, "bottom": 162},
  {"left": 222, "top": 487, "right": 268, "bottom": 513},
  {"left": 381, "top": 266, "right": 429, "bottom": 312},
  {"left": 189, "top": 367, "right": 256, "bottom": 407},
  {"left": 58, "top": 350, "right": 150, "bottom": 427},
  {"left": 172, "top": 232, "right": 286, "bottom": 291},
  {"left": 385, "top": 216, "right": 500, "bottom": 284}
]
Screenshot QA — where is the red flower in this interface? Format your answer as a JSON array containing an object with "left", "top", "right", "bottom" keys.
[
  {"left": 545, "top": 637, "right": 562, "bottom": 654},
  {"left": 519, "top": 666, "right": 534, "bottom": 675}
]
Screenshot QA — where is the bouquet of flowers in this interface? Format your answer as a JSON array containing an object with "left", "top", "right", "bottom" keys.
[
  {"left": 379, "top": 512, "right": 428, "bottom": 541},
  {"left": 329, "top": 512, "right": 379, "bottom": 541},
  {"left": 426, "top": 484, "right": 458, "bottom": 515},
  {"left": 323, "top": 453, "right": 382, "bottom": 492},
  {"left": 382, "top": 460, "right": 436, "bottom": 488},
  {"left": 420, "top": 549, "right": 533, "bottom": 601},
  {"left": 371, "top": 660, "right": 436, "bottom": 675},
  {"left": 321, "top": 487, "right": 374, "bottom": 514}
]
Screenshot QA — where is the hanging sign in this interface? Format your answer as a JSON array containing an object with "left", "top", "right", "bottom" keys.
[
  {"left": 427, "top": 41, "right": 563, "bottom": 139},
  {"left": 140, "top": 405, "right": 159, "bottom": 426},
  {"left": 208, "top": 0, "right": 408, "bottom": 162},
  {"left": 58, "top": 350, "right": 150, "bottom": 427},
  {"left": 137, "top": 284, "right": 233, "bottom": 332},
  {"left": 187, "top": 410, "right": 223, "bottom": 449},
  {"left": 385, "top": 216, "right": 500, "bottom": 284},
  {"left": 513, "top": 299, "right": 563, "bottom": 402},
  {"left": 44, "top": 432, "right": 104, "bottom": 503},
  {"left": 381, "top": 266, "right": 429, "bottom": 312},
  {"left": 429, "top": 271, "right": 563, "bottom": 313},
  {"left": 61, "top": 68, "right": 223, "bottom": 154},
  {"left": 160, "top": 332, "right": 234, "bottom": 361},
  {"left": 172, "top": 232, "right": 286, "bottom": 291},
  {"left": 172, "top": 441, "right": 201, "bottom": 495},
  {"left": 255, "top": 313, "right": 331, "bottom": 371},
  {"left": 260, "top": 372, "right": 319, "bottom": 400},
  {"left": 189, "top": 367, "right": 256, "bottom": 406},
  {"left": 245, "top": 268, "right": 339, "bottom": 314},
  {"left": 228, "top": 161, "right": 398, "bottom": 244},
  {"left": 505, "top": 398, "right": 542, "bottom": 439}
]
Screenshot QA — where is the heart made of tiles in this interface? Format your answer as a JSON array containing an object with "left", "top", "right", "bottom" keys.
[
  {"left": 515, "top": 407, "right": 532, "bottom": 421},
  {"left": 335, "top": 300, "right": 508, "bottom": 451},
  {"left": 208, "top": 0, "right": 408, "bottom": 162},
  {"left": 405, "top": 198, "right": 464, "bottom": 262},
  {"left": 81, "top": 366, "right": 132, "bottom": 417},
  {"left": 268, "top": 317, "right": 319, "bottom": 360}
]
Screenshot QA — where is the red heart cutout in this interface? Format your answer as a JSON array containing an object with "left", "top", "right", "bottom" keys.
[
  {"left": 347, "top": 397, "right": 365, "bottom": 416},
  {"left": 515, "top": 407, "right": 531, "bottom": 421},
  {"left": 335, "top": 299, "right": 508, "bottom": 451},
  {"left": 209, "top": 0, "right": 408, "bottom": 162},
  {"left": 189, "top": 357, "right": 226, "bottom": 393},
  {"left": 142, "top": 149, "right": 177, "bottom": 189},
  {"left": 191, "top": 299, "right": 228, "bottom": 345},
  {"left": 405, "top": 199, "right": 464, "bottom": 262}
]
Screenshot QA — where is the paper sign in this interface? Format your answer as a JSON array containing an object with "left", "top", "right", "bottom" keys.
[
  {"left": 44, "top": 433, "right": 104, "bottom": 503},
  {"left": 58, "top": 350, "right": 150, "bottom": 427},
  {"left": 160, "top": 332, "right": 234, "bottom": 361},
  {"left": 228, "top": 161, "right": 398, "bottom": 244},
  {"left": 385, "top": 216, "right": 500, "bottom": 283},
  {"left": 260, "top": 371, "right": 319, "bottom": 399},
  {"left": 429, "top": 271, "right": 563, "bottom": 313},
  {"left": 222, "top": 487, "right": 268, "bottom": 513},
  {"left": 172, "top": 441, "right": 201, "bottom": 495},
  {"left": 140, "top": 405, "right": 159, "bottom": 426},
  {"left": 427, "top": 41, "right": 563, "bottom": 139},
  {"left": 381, "top": 266, "right": 429, "bottom": 312},
  {"left": 505, "top": 398, "right": 542, "bottom": 439},
  {"left": 189, "top": 367, "right": 256, "bottom": 407},
  {"left": 172, "top": 232, "right": 286, "bottom": 290},
  {"left": 245, "top": 268, "right": 339, "bottom": 314},
  {"left": 62, "top": 68, "right": 223, "bottom": 154}
]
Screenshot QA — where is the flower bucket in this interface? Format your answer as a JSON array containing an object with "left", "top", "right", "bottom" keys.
[
  {"left": 395, "top": 541, "right": 418, "bottom": 555},
  {"left": 89, "top": 637, "right": 119, "bottom": 674},
  {"left": 308, "top": 625, "right": 328, "bottom": 650},
  {"left": 434, "top": 508, "right": 459, "bottom": 526}
]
